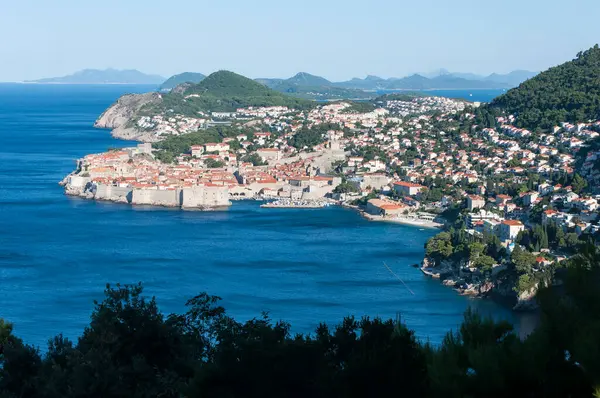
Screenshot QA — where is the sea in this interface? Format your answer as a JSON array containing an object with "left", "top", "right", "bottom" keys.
[
  {"left": 0, "top": 84, "right": 531, "bottom": 348},
  {"left": 376, "top": 88, "right": 507, "bottom": 103}
]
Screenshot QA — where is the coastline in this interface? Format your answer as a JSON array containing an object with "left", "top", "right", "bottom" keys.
[
  {"left": 14, "top": 82, "right": 161, "bottom": 86},
  {"left": 360, "top": 211, "right": 443, "bottom": 229},
  {"left": 419, "top": 256, "right": 539, "bottom": 313},
  {"left": 60, "top": 175, "right": 231, "bottom": 211}
]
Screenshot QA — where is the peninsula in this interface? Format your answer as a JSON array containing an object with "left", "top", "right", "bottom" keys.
[{"left": 62, "top": 45, "right": 600, "bottom": 311}]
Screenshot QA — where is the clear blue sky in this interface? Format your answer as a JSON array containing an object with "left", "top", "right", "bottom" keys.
[{"left": 2, "top": 0, "right": 598, "bottom": 81}]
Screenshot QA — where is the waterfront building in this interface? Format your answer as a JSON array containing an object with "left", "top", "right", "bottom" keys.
[
  {"left": 393, "top": 181, "right": 424, "bottom": 196},
  {"left": 499, "top": 220, "right": 525, "bottom": 242}
]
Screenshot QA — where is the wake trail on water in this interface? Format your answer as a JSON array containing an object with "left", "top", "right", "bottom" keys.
[{"left": 383, "top": 262, "right": 415, "bottom": 296}]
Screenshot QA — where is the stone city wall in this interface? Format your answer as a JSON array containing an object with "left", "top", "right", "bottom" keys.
[{"left": 131, "top": 188, "right": 181, "bottom": 207}]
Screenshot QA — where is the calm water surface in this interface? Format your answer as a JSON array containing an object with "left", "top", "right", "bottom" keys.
[
  {"left": 0, "top": 84, "right": 525, "bottom": 347},
  {"left": 377, "top": 88, "right": 506, "bottom": 103}
]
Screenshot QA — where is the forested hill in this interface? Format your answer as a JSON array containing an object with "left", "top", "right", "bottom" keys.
[
  {"left": 490, "top": 45, "right": 600, "bottom": 130},
  {"left": 140, "top": 71, "right": 314, "bottom": 116},
  {"left": 181, "top": 70, "right": 313, "bottom": 111}
]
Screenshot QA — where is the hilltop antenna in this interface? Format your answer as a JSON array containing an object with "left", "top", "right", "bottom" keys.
[{"left": 383, "top": 262, "right": 415, "bottom": 295}]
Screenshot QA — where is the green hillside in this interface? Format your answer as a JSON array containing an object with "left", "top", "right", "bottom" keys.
[
  {"left": 271, "top": 72, "right": 373, "bottom": 100},
  {"left": 159, "top": 72, "right": 206, "bottom": 90},
  {"left": 139, "top": 71, "right": 314, "bottom": 117},
  {"left": 490, "top": 45, "right": 600, "bottom": 129},
  {"left": 280, "top": 72, "right": 332, "bottom": 87},
  {"left": 182, "top": 70, "right": 313, "bottom": 111}
]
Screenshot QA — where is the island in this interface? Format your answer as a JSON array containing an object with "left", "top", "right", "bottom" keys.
[{"left": 27, "top": 68, "right": 165, "bottom": 85}]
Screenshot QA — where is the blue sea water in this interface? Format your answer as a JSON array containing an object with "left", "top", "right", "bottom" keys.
[
  {"left": 377, "top": 88, "right": 506, "bottom": 103},
  {"left": 0, "top": 84, "right": 524, "bottom": 348},
  {"left": 424, "top": 89, "right": 506, "bottom": 103}
]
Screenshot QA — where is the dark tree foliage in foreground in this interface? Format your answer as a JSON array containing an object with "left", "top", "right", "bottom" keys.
[{"left": 2, "top": 246, "right": 600, "bottom": 397}]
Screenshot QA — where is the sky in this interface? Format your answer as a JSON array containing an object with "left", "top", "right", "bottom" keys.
[{"left": 1, "top": 0, "right": 599, "bottom": 82}]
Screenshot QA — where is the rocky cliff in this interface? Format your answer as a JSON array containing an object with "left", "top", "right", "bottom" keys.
[
  {"left": 421, "top": 255, "right": 526, "bottom": 309},
  {"left": 94, "top": 92, "right": 162, "bottom": 142}
]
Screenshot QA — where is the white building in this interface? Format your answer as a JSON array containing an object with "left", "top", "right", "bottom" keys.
[{"left": 499, "top": 220, "right": 525, "bottom": 242}]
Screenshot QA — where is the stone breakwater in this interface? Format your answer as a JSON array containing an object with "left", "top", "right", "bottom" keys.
[{"left": 60, "top": 174, "right": 231, "bottom": 210}]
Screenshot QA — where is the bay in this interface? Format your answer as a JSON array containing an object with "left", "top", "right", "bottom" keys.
[
  {"left": 0, "top": 84, "right": 526, "bottom": 348},
  {"left": 376, "top": 88, "right": 506, "bottom": 103}
]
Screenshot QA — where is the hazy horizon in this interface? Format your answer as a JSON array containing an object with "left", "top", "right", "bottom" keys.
[
  {"left": 1, "top": 0, "right": 598, "bottom": 82},
  {"left": 5, "top": 67, "right": 542, "bottom": 84}
]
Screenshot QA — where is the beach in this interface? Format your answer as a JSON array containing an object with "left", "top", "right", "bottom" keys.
[{"left": 360, "top": 212, "right": 443, "bottom": 229}]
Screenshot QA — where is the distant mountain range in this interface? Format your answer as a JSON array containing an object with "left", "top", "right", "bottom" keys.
[
  {"left": 157, "top": 70, "right": 313, "bottom": 113},
  {"left": 159, "top": 72, "right": 206, "bottom": 90},
  {"left": 333, "top": 70, "right": 538, "bottom": 90},
  {"left": 421, "top": 69, "right": 538, "bottom": 87},
  {"left": 159, "top": 69, "right": 537, "bottom": 99},
  {"left": 28, "top": 69, "right": 165, "bottom": 84},
  {"left": 245, "top": 70, "right": 539, "bottom": 98},
  {"left": 28, "top": 67, "right": 537, "bottom": 91}
]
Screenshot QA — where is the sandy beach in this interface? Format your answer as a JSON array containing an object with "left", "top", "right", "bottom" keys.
[{"left": 360, "top": 212, "right": 443, "bottom": 229}]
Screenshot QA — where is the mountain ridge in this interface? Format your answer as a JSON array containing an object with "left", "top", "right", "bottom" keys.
[
  {"left": 153, "top": 70, "right": 314, "bottom": 113},
  {"left": 28, "top": 69, "right": 165, "bottom": 84}
]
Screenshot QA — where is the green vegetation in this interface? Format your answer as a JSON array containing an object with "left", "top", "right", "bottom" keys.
[
  {"left": 352, "top": 190, "right": 378, "bottom": 206},
  {"left": 184, "top": 71, "right": 314, "bottom": 112},
  {"left": 425, "top": 231, "right": 454, "bottom": 265},
  {"left": 340, "top": 101, "right": 376, "bottom": 113},
  {"left": 152, "top": 126, "right": 237, "bottom": 163},
  {"left": 352, "top": 145, "right": 386, "bottom": 162},
  {"left": 241, "top": 153, "right": 267, "bottom": 166},
  {"left": 467, "top": 242, "right": 496, "bottom": 272},
  {"left": 142, "top": 71, "right": 316, "bottom": 117},
  {"left": 204, "top": 158, "right": 225, "bottom": 168},
  {"left": 332, "top": 181, "right": 359, "bottom": 194},
  {"left": 289, "top": 127, "right": 324, "bottom": 149},
  {"left": 491, "top": 44, "right": 600, "bottom": 130},
  {"left": 3, "top": 252, "right": 600, "bottom": 398},
  {"left": 516, "top": 221, "right": 585, "bottom": 255},
  {"left": 287, "top": 122, "right": 341, "bottom": 150}
]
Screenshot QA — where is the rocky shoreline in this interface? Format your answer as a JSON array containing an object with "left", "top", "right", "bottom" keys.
[{"left": 420, "top": 256, "right": 539, "bottom": 311}]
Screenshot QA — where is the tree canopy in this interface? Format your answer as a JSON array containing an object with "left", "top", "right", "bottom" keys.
[{"left": 490, "top": 45, "right": 600, "bottom": 130}]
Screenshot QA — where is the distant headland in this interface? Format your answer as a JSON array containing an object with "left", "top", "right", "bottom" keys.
[{"left": 25, "top": 68, "right": 165, "bottom": 85}]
